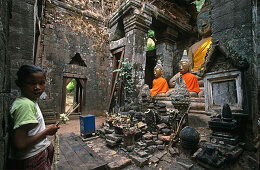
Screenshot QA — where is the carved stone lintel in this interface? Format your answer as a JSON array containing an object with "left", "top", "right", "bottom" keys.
[
  {"left": 157, "top": 26, "right": 178, "bottom": 44},
  {"left": 123, "top": 10, "right": 152, "bottom": 33}
]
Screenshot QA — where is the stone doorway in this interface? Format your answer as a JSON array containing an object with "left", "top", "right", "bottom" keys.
[
  {"left": 61, "top": 73, "right": 87, "bottom": 115},
  {"left": 108, "top": 47, "right": 125, "bottom": 111},
  {"left": 145, "top": 50, "right": 157, "bottom": 89}
]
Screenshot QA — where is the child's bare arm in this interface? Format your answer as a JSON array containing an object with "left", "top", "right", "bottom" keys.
[{"left": 13, "top": 124, "right": 59, "bottom": 150}]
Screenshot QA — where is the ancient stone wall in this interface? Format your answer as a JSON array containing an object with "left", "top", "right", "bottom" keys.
[
  {"left": 39, "top": 0, "right": 111, "bottom": 119},
  {"left": 257, "top": 1, "right": 260, "bottom": 118},
  {"left": 258, "top": 1, "right": 260, "bottom": 85},
  {"left": 0, "top": 0, "right": 11, "bottom": 168},
  {"left": 211, "top": 0, "right": 259, "bottom": 163},
  {"left": 8, "top": 0, "right": 35, "bottom": 98}
]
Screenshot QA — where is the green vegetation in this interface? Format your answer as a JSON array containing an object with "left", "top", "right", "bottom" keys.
[
  {"left": 193, "top": 0, "right": 205, "bottom": 12},
  {"left": 147, "top": 30, "right": 156, "bottom": 51},
  {"left": 113, "top": 58, "right": 133, "bottom": 97},
  {"left": 66, "top": 79, "right": 75, "bottom": 93}
]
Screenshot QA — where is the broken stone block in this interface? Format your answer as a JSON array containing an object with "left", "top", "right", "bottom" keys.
[
  {"left": 134, "top": 129, "right": 142, "bottom": 140},
  {"left": 108, "top": 157, "right": 132, "bottom": 170},
  {"left": 157, "top": 102, "right": 166, "bottom": 107},
  {"left": 155, "top": 151, "right": 167, "bottom": 160},
  {"left": 161, "top": 153, "right": 172, "bottom": 163},
  {"left": 143, "top": 133, "right": 153, "bottom": 140},
  {"left": 169, "top": 147, "right": 179, "bottom": 156},
  {"left": 123, "top": 134, "right": 135, "bottom": 146},
  {"left": 137, "top": 141, "right": 147, "bottom": 148},
  {"left": 106, "top": 133, "right": 122, "bottom": 143},
  {"left": 161, "top": 128, "right": 172, "bottom": 135},
  {"left": 152, "top": 132, "right": 158, "bottom": 135},
  {"left": 126, "top": 145, "right": 135, "bottom": 152},
  {"left": 142, "top": 126, "right": 148, "bottom": 132},
  {"left": 158, "top": 135, "right": 171, "bottom": 142},
  {"left": 147, "top": 145, "right": 157, "bottom": 153},
  {"left": 105, "top": 128, "right": 114, "bottom": 134},
  {"left": 149, "top": 156, "right": 159, "bottom": 164},
  {"left": 153, "top": 136, "right": 158, "bottom": 141},
  {"left": 134, "top": 112, "right": 144, "bottom": 121},
  {"left": 106, "top": 139, "right": 118, "bottom": 147},
  {"left": 157, "top": 144, "right": 165, "bottom": 150},
  {"left": 136, "top": 151, "right": 148, "bottom": 158},
  {"left": 121, "top": 147, "right": 128, "bottom": 152},
  {"left": 157, "top": 123, "right": 167, "bottom": 130},
  {"left": 137, "top": 122, "right": 146, "bottom": 129},
  {"left": 144, "top": 140, "right": 154, "bottom": 145},
  {"left": 97, "top": 128, "right": 106, "bottom": 138},
  {"left": 155, "top": 140, "right": 164, "bottom": 145},
  {"left": 158, "top": 108, "right": 167, "bottom": 112},
  {"left": 129, "top": 154, "right": 148, "bottom": 167},
  {"left": 160, "top": 116, "right": 169, "bottom": 124},
  {"left": 107, "top": 161, "right": 118, "bottom": 170},
  {"left": 177, "top": 161, "right": 193, "bottom": 169}
]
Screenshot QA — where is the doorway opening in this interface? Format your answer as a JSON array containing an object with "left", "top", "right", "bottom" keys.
[
  {"left": 145, "top": 50, "right": 157, "bottom": 89},
  {"left": 108, "top": 47, "right": 125, "bottom": 112},
  {"left": 61, "top": 74, "right": 87, "bottom": 116}
]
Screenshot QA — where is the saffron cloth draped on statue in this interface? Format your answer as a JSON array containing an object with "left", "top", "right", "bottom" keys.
[
  {"left": 150, "top": 76, "right": 169, "bottom": 97},
  {"left": 182, "top": 73, "right": 200, "bottom": 93},
  {"left": 193, "top": 37, "right": 212, "bottom": 72}
]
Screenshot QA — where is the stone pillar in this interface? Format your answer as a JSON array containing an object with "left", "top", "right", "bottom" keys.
[
  {"left": 123, "top": 9, "right": 152, "bottom": 98},
  {"left": 156, "top": 27, "right": 178, "bottom": 81},
  {"left": 0, "top": 0, "right": 11, "bottom": 168}
]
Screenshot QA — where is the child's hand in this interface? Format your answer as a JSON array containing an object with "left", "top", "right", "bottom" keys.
[{"left": 45, "top": 124, "right": 60, "bottom": 136}]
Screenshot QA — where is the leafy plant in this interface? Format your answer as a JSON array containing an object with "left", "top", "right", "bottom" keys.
[
  {"left": 113, "top": 58, "right": 133, "bottom": 97},
  {"left": 147, "top": 29, "right": 156, "bottom": 51},
  {"left": 193, "top": 0, "right": 205, "bottom": 12},
  {"left": 66, "top": 79, "right": 75, "bottom": 93}
]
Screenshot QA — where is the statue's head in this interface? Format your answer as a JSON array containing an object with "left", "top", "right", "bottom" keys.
[
  {"left": 197, "top": 0, "right": 212, "bottom": 38},
  {"left": 179, "top": 61, "right": 190, "bottom": 75},
  {"left": 154, "top": 60, "right": 163, "bottom": 78},
  {"left": 154, "top": 67, "right": 162, "bottom": 78}
]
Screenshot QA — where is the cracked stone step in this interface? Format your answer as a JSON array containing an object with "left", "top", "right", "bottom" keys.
[{"left": 107, "top": 157, "right": 132, "bottom": 170}]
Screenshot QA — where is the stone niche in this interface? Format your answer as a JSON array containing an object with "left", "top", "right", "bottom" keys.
[{"left": 199, "top": 45, "right": 245, "bottom": 115}]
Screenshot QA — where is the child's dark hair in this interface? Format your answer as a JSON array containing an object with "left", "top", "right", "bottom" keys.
[{"left": 16, "top": 65, "right": 45, "bottom": 87}]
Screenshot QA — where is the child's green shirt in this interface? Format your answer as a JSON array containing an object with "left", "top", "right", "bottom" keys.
[{"left": 10, "top": 96, "right": 38, "bottom": 129}]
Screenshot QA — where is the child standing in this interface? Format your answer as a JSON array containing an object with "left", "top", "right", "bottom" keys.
[{"left": 6, "top": 65, "right": 59, "bottom": 170}]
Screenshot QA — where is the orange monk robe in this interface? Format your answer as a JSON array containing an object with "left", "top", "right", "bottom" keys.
[
  {"left": 182, "top": 73, "right": 200, "bottom": 93},
  {"left": 150, "top": 76, "right": 169, "bottom": 97}
]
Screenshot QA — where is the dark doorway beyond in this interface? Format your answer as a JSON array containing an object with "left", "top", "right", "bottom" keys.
[{"left": 145, "top": 49, "right": 157, "bottom": 89}]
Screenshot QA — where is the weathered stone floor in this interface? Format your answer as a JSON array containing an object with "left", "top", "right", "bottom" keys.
[
  {"left": 54, "top": 116, "right": 213, "bottom": 169},
  {"left": 55, "top": 126, "right": 253, "bottom": 169},
  {"left": 85, "top": 135, "right": 206, "bottom": 170}
]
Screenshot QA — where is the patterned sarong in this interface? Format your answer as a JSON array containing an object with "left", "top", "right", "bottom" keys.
[{"left": 6, "top": 143, "right": 54, "bottom": 170}]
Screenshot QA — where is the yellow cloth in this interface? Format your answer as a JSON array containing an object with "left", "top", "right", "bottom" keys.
[
  {"left": 150, "top": 76, "right": 169, "bottom": 97},
  {"left": 193, "top": 37, "right": 212, "bottom": 72}
]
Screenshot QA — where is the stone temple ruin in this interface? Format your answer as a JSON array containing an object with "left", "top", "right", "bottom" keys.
[{"left": 1, "top": 0, "right": 260, "bottom": 169}]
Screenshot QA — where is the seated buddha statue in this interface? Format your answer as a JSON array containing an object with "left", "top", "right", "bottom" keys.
[
  {"left": 188, "top": 0, "right": 212, "bottom": 73},
  {"left": 150, "top": 61, "right": 169, "bottom": 98},
  {"left": 179, "top": 60, "right": 200, "bottom": 96},
  {"left": 169, "top": 59, "right": 200, "bottom": 97}
]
